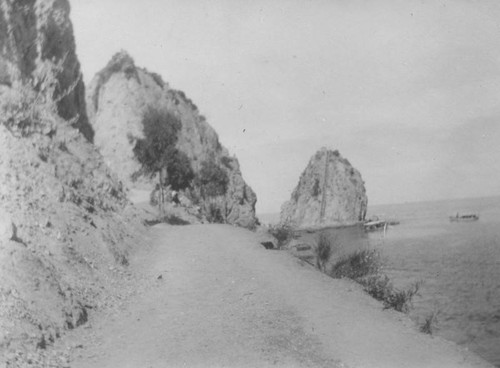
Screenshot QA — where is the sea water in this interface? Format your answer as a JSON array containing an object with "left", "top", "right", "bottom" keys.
[
  {"left": 368, "top": 196, "right": 500, "bottom": 367},
  {"left": 259, "top": 196, "right": 500, "bottom": 367}
]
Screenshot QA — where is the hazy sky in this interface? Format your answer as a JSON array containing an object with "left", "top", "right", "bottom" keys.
[{"left": 71, "top": 0, "right": 500, "bottom": 214}]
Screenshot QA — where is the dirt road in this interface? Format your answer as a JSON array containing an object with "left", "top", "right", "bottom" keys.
[{"left": 70, "top": 224, "right": 492, "bottom": 368}]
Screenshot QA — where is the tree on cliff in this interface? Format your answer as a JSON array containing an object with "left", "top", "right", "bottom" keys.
[
  {"left": 197, "top": 160, "right": 229, "bottom": 198},
  {"left": 194, "top": 160, "right": 229, "bottom": 223},
  {"left": 133, "top": 107, "right": 193, "bottom": 213},
  {"left": 166, "top": 149, "right": 194, "bottom": 191}
]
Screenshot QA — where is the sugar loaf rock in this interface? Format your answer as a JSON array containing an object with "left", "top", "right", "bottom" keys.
[{"left": 280, "top": 148, "right": 367, "bottom": 229}]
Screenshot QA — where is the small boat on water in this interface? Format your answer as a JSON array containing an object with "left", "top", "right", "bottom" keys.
[
  {"left": 449, "top": 213, "right": 479, "bottom": 222},
  {"left": 364, "top": 220, "right": 387, "bottom": 231},
  {"left": 364, "top": 215, "right": 400, "bottom": 232}
]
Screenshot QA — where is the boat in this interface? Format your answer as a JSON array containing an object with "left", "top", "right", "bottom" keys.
[
  {"left": 363, "top": 215, "right": 400, "bottom": 232},
  {"left": 364, "top": 220, "right": 387, "bottom": 231},
  {"left": 449, "top": 213, "right": 479, "bottom": 222}
]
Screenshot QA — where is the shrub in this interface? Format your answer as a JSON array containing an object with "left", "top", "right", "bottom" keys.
[
  {"left": 420, "top": 310, "right": 439, "bottom": 335},
  {"left": 329, "top": 249, "right": 420, "bottom": 313},
  {"left": 196, "top": 160, "right": 229, "bottom": 198},
  {"left": 150, "top": 72, "right": 165, "bottom": 88},
  {"left": 312, "top": 178, "right": 320, "bottom": 197},
  {"left": 166, "top": 150, "right": 194, "bottom": 191},
  {"left": 220, "top": 156, "right": 233, "bottom": 170},
  {"left": 206, "top": 202, "right": 224, "bottom": 223},
  {"left": 175, "top": 89, "right": 198, "bottom": 111},
  {"left": 382, "top": 281, "right": 420, "bottom": 313},
  {"left": 329, "top": 249, "right": 381, "bottom": 280},
  {"left": 315, "top": 232, "right": 335, "bottom": 272},
  {"left": 268, "top": 224, "right": 294, "bottom": 249},
  {"left": 361, "top": 275, "right": 420, "bottom": 313},
  {"left": 144, "top": 214, "right": 190, "bottom": 226}
]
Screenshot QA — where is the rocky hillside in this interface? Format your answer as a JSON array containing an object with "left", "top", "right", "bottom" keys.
[
  {"left": 280, "top": 148, "right": 368, "bottom": 229},
  {"left": 86, "top": 51, "right": 258, "bottom": 229},
  {"left": 0, "top": 2, "right": 145, "bottom": 366},
  {"left": 0, "top": 85, "right": 145, "bottom": 367},
  {"left": 0, "top": 0, "right": 93, "bottom": 142}
]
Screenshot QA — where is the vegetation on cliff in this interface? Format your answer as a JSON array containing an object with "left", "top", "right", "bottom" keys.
[
  {"left": 133, "top": 106, "right": 194, "bottom": 213},
  {"left": 313, "top": 232, "right": 421, "bottom": 313},
  {"left": 196, "top": 160, "right": 229, "bottom": 198},
  {"left": 87, "top": 51, "right": 257, "bottom": 228}
]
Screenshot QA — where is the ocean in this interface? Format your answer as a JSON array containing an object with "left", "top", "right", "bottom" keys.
[{"left": 258, "top": 196, "right": 500, "bottom": 367}]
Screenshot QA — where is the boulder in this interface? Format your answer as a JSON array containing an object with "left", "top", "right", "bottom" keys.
[
  {"left": 0, "top": 207, "right": 16, "bottom": 242},
  {"left": 280, "top": 147, "right": 367, "bottom": 229}
]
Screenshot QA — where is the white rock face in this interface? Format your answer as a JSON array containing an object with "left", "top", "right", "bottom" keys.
[
  {"left": 0, "top": 207, "right": 15, "bottom": 242},
  {"left": 86, "top": 52, "right": 257, "bottom": 228},
  {"left": 280, "top": 148, "right": 367, "bottom": 229}
]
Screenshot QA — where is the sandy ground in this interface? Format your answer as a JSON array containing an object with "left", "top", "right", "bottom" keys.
[{"left": 67, "top": 224, "right": 493, "bottom": 368}]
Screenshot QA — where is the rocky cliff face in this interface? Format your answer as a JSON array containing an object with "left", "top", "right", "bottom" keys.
[
  {"left": 280, "top": 148, "right": 367, "bottom": 229},
  {"left": 0, "top": 3, "right": 144, "bottom": 365},
  {"left": 0, "top": 0, "right": 93, "bottom": 141},
  {"left": 0, "top": 96, "right": 144, "bottom": 366},
  {"left": 86, "top": 51, "right": 258, "bottom": 229}
]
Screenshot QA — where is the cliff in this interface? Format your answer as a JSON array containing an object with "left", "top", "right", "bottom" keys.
[
  {"left": 86, "top": 51, "right": 258, "bottom": 229},
  {"left": 280, "top": 148, "right": 367, "bottom": 229},
  {"left": 0, "top": 0, "right": 93, "bottom": 141},
  {"left": 0, "top": 3, "right": 144, "bottom": 366}
]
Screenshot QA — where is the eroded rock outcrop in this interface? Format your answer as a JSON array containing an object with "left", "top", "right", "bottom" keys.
[
  {"left": 280, "top": 148, "right": 367, "bottom": 229},
  {"left": 0, "top": 3, "right": 145, "bottom": 365},
  {"left": 0, "top": 0, "right": 93, "bottom": 141},
  {"left": 87, "top": 51, "right": 258, "bottom": 228}
]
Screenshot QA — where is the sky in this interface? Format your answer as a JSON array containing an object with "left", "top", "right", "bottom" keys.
[{"left": 70, "top": 0, "right": 500, "bottom": 215}]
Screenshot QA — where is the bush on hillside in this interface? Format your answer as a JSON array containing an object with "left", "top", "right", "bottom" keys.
[
  {"left": 196, "top": 160, "right": 229, "bottom": 198},
  {"left": 206, "top": 202, "right": 225, "bottom": 224},
  {"left": 312, "top": 178, "right": 321, "bottom": 197},
  {"left": 144, "top": 214, "right": 190, "bottom": 226},
  {"left": 315, "top": 234, "right": 330, "bottom": 270},
  {"left": 315, "top": 232, "right": 338, "bottom": 272},
  {"left": 361, "top": 275, "right": 420, "bottom": 313},
  {"left": 420, "top": 310, "right": 439, "bottom": 335},
  {"left": 268, "top": 224, "right": 294, "bottom": 249},
  {"left": 329, "top": 249, "right": 381, "bottom": 280},
  {"left": 220, "top": 156, "right": 233, "bottom": 170},
  {"left": 166, "top": 150, "right": 194, "bottom": 191},
  {"left": 324, "top": 240, "right": 421, "bottom": 313}
]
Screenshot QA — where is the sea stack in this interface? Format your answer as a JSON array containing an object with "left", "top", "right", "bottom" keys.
[{"left": 280, "top": 148, "right": 367, "bottom": 229}]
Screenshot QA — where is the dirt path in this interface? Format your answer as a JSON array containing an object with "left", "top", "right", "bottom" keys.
[{"left": 69, "top": 224, "right": 492, "bottom": 368}]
